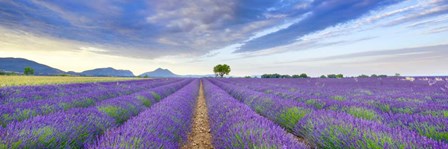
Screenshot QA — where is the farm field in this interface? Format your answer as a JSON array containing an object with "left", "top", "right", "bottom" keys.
[
  {"left": 1, "top": 77, "right": 447, "bottom": 148},
  {"left": 2, "top": 0, "right": 447, "bottom": 148},
  {"left": 0, "top": 76, "right": 144, "bottom": 87}
]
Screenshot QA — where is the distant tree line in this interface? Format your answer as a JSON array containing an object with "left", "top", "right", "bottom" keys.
[
  {"left": 137, "top": 75, "right": 149, "bottom": 78},
  {"left": 0, "top": 70, "right": 19, "bottom": 76},
  {"left": 0, "top": 67, "right": 33, "bottom": 76},
  {"left": 357, "top": 74, "right": 388, "bottom": 78},
  {"left": 356, "top": 73, "right": 402, "bottom": 78},
  {"left": 244, "top": 76, "right": 258, "bottom": 78},
  {"left": 320, "top": 74, "right": 344, "bottom": 78},
  {"left": 261, "top": 73, "right": 309, "bottom": 78},
  {"left": 260, "top": 73, "right": 346, "bottom": 79},
  {"left": 256, "top": 73, "right": 402, "bottom": 79}
]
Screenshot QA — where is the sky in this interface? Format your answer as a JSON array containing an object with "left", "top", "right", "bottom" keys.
[{"left": 0, "top": 0, "right": 447, "bottom": 76}]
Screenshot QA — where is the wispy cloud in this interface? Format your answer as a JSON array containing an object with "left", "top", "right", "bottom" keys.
[
  {"left": 383, "top": 0, "right": 448, "bottom": 27},
  {"left": 282, "top": 44, "right": 448, "bottom": 64},
  {"left": 234, "top": 36, "right": 378, "bottom": 59},
  {"left": 79, "top": 47, "right": 108, "bottom": 53},
  {"left": 236, "top": 0, "right": 401, "bottom": 52},
  {"left": 0, "top": 0, "right": 310, "bottom": 59}
]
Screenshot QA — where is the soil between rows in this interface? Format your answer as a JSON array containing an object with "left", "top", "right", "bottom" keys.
[{"left": 182, "top": 81, "right": 214, "bottom": 149}]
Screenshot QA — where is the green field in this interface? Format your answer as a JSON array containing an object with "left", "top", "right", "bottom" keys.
[{"left": 0, "top": 76, "right": 144, "bottom": 87}]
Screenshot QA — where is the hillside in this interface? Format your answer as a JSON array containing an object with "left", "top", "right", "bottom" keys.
[
  {"left": 0, "top": 57, "right": 65, "bottom": 75},
  {"left": 139, "top": 68, "right": 178, "bottom": 78},
  {"left": 81, "top": 67, "right": 134, "bottom": 77}
]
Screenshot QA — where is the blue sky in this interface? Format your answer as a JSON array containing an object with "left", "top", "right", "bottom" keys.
[{"left": 0, "top": 0, "right": 447, "bottom": 76}]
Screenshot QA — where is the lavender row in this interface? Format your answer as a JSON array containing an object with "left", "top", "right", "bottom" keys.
[
  {"left": 216, "top": 77, "right": 447, "bottom": 104},
  {"left": 0, "top": 79, "right": 180, "bottom": 127},
  {"left": 94, "top": 79, "right": 192, "bottom": 124},
  {"left": 87, "top": 80, "right": 199, "bottom": 149},
  {"left": 295, "top": 110, "right": 448, "bottom": 149},
  {"left": 209, "top": 79, "right": 307, "bottom": 131},
  {"left": 215, "top": 78, "right": 448, "bottom": 116},
  {"left": 0, "top": 79, "right": 172, "bottom": 104},
  {"left": 208, "top": 79, "right": 448, "bottom": 148},
  {"left": 1, "top": 79, "right": 177, "bottom": 105},
  {"left": 0, "top": 109, "right": 115, "bottom": 149},
  {"left": 214, "top": 79, "right": 448, "bottom": 142},
  {"left": 311, "top": 99, "right": 448, "bottom": 142},
  {"left": 203, "top": 80, "right": 309, "bottom": 149},
  {"left": 241, "top": 89, "right": 448, "bottom": 143},
  {"left": 0, "top": 80, "right": 115, "bottom": 102},
  {"left": 0, "top": 79, "right": 192, "bottom": 148}
]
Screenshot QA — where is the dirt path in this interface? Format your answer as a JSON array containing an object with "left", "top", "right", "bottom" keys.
[
  {"left": 182, "top": 81, "right": 214, "bottom": 149},
  {"left": 296, "top": 136, "right": 314, "bottom": 148}
]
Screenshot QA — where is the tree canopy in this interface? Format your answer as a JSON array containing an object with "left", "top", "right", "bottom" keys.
[
  {"left": 262, "top": 73, "right": 309, "bottom": 78},
  {"left": 327, "top": 74, "right": 344, "bottom": 78},
  {"left": 213, "top": 64, "right": 231, "bottom": 78},
  {"left": 24, "top": 67, "right": 34, "bottom": 75}
]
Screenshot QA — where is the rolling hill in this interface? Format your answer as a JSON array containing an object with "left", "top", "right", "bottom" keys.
[
  {"left": 0, "top": 57, "right": 65, "bottom": 75},
  {"left": 139, "top": 68, "right": 179, "bottom": 78},
  {"left": 81, "top": 67, "right": 134, "bottom": 77}
]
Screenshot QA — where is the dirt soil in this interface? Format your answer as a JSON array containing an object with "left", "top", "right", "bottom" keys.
[
  {"left": 297, "top": 136, "right": 315, "bottom": 148},
  {"left": 182, "top": 81, "right": 214, "bottom": 149}
]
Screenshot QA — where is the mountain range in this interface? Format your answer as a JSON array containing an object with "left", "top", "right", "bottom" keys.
[{"left": 0, "top": 57, "right": 204, "bottom": 78}]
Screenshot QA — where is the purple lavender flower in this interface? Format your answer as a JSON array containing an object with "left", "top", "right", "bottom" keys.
[
  {"left": 203, "top": 80, "right": 309, "bottom": 149},
  {"left": 209, "top": 78, "right": 448, "bottom": 148},
  {"left": 1, "top": 108, "right": 116, "bottom": 148},
  {"left": 0, "top": 79, "right": 193, "bottom": 148},
  {"left": 0, "top": 79, "right": 184, "bottom": 127},
  {"left": 295, "top": 110, "right": 448, "bottom": 149},
  {"left": 87, "top": 80, "right": 199, "bottom": 149}
]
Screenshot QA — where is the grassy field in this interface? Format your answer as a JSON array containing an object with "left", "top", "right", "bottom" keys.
[{"left": 0, "top": 76, "right": 143, "bottom": 87}]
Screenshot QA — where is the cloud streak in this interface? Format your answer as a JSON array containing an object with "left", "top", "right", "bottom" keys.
[
  {"left": 0, "top": 0, "right": 307, "bottom": 58},
  {"left": 283, "top": 44, "right": 448, "bottom": 63},
  {"left": 237, "top": 0, "right": 401, "bottom": 52}
]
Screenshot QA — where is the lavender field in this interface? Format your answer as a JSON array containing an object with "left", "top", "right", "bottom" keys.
[
  {"left": 2, "top": 0, "right": 447, "bottom": 148},
  {"left": 1, "top": 77, "right": 447, "bottom": 149}
]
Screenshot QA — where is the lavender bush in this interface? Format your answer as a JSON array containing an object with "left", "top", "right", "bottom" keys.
[
  {"left": 0, "top": 79, "right": 183, "bottom": 127},
  {"left": 209, "top": 78, "right": 448, "bottom": 148},
  {"left": 0, "top": 79, "right": 177, "bottom": 104},
  {"left": 295, "top": 110, "right": 448, "bottom": 148},
  {"left": 203, "top": 80, "right": 309, "bottom": 149},
  {"left": 0, "top": 79, "right": 192, "bottom": 148},
  {"left": 87, "top": 80, "right": 199, "bottom": 149}
]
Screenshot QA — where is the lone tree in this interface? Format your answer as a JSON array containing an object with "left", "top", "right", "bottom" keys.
[
  {"left": 24, "top": 67, "right": 34, "bottom": 75},
  {"left": 213, "top": 64, "right": 231, "bottom": 78}
]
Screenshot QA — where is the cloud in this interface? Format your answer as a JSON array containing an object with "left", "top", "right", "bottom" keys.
[
  {"left": 407, "top": 16, "right": 448, "bottom": 29},
  {"left": 426, "top": 25, "right": 448, "bottom": 34},
  {"left": 1, "top": 0, "right": 445, "bottom": 60},
  {"left": 383, "top": 0, "right": 448, "bottom": 27},
  {"left": 0, "top": 0, "right": 310, "bottom": 59},
  {"left": 234, "top": 36, "right": 377, "bottom": 59},
  {"left": 284, "top": 44, "right": 448, "bottom": 63},
  {"left": 79, "top": 47, "right": 108, "bottom": 53},
  {"left": 236, "top": 0, "right": 401, "bottom": 52},
  {"left": 145, "top": 0, "right": 236, "bottom": 32}
]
